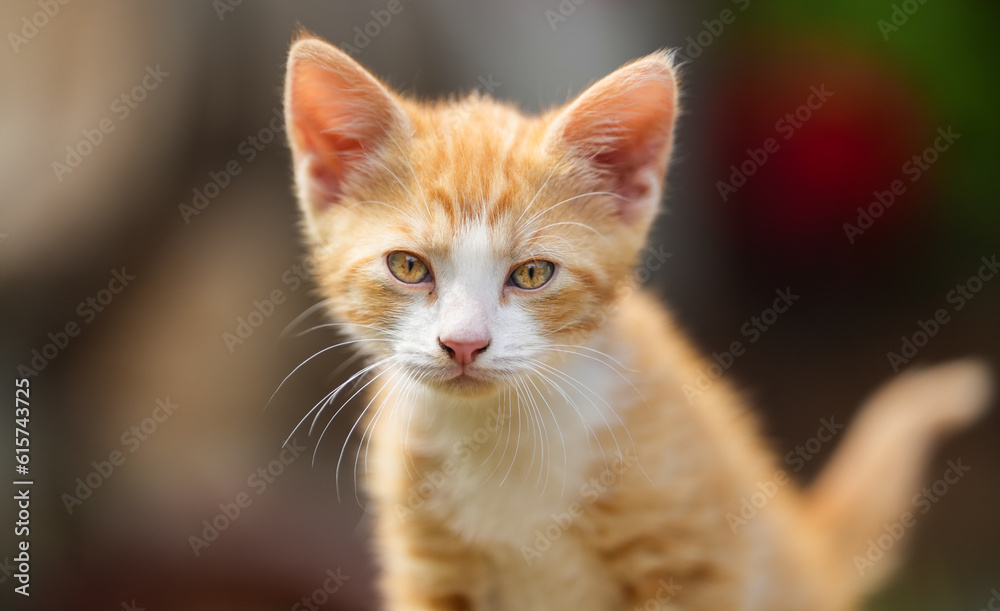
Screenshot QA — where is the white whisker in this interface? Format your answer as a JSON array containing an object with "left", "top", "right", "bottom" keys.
[
  {"left": 278, "top": 299, "right": 332, "bottom": 340},
  {"left": 523, "top": 221, "right": 612, "bottom": 245},
  {"left": 310, "top": 359, "right": 398, "bottom": 467},
  {"left": 518, "top": 191, "right": 627, "bottom": 237},
  {"left": 265, "top": 338, "right": 394, "bottom": 413}
]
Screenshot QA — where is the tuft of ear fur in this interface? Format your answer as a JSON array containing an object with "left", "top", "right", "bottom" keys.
[
  {"left": 545, "top": 52, "right": 680, "bottom": 228},
  {"left": 284, "top": 35, "right": 410, "bottom": 222}
]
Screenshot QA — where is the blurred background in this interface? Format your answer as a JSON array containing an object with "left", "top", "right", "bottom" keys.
[{"left": 1, "top": 1, "right": 998, "bottom": 609}]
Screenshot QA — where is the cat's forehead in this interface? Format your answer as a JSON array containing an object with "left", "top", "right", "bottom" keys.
[{"left": 395, "top": 98, "right": 562, "bottom": 228}]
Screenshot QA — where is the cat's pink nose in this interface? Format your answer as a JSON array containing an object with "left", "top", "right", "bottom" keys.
[{"left": 438, "top": 337, "right": 490, "bottom": 367}]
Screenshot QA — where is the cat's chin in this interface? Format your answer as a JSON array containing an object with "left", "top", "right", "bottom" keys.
[{"left": 425, "top": 371, "right": 498, "bottom": 397}]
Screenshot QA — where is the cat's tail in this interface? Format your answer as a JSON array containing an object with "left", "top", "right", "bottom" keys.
[{"left": 803, "top": 359, "right": 992, "bottom": 590}]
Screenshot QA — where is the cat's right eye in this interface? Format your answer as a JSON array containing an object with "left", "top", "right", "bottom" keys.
[{"left": 387, "top": 251, "right": 431, "bottom": 284}]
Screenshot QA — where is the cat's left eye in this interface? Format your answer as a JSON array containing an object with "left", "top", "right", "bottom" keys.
[
  {"left": 509, "top": 260, "right": 555, "bottom": 290},
  {"left": 387, "top": 251, "right": 431, "bottom": 284}
]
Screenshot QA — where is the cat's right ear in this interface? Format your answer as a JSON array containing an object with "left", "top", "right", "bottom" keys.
[{"left": 284, "top": 36, "right": 409, "bottom": 223}]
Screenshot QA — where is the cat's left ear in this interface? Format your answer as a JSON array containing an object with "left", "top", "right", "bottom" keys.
[{"left": 545, "top": 53, "right": 679, "bottom": 229}]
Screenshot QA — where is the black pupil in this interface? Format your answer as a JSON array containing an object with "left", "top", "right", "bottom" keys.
[
  {"left": 406, "top": 257, "right": 415, "bottom": 273},
  {"left": 527, "top": 265, "right": 536, "bottom": 280}
]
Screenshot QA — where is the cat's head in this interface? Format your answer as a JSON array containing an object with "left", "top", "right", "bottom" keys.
[{"left": 284, "top": 35, "right": 678, "bottom": 397}]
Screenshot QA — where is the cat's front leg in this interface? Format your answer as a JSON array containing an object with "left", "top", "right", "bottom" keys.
[{"left": 375, "top": 507, "right": 486, "bottom": 611}]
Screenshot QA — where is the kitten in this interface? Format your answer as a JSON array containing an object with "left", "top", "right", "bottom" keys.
[{"left": 282, "top": 34, "right": 992, "bottom": 610}]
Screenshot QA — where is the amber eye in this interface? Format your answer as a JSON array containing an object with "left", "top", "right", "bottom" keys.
[
  {"left": 509, "top": 260, "right": 555, "bottom": 290},
  {"left": 387, "top": 251, "right": 430, "bottom": 284}
]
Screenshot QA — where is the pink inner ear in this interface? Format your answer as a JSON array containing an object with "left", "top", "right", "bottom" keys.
[
  {"left": 286, "top": 45, "right": 403, "bottom": 209},
  {"left": 554, "top": 59, "right": 678, "bottom": 224}
]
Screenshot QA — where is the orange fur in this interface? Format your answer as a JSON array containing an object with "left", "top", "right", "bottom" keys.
[{"left": 283, "top": 34, "right": 992, "bottom": 610}]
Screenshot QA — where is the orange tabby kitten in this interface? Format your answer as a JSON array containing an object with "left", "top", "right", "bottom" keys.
[{"left": 282, "top": 34, "right": 991, "bottom": 610}]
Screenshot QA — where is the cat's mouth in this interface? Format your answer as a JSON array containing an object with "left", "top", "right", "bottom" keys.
[{"left": 429, "top": 367, "right": 497, "bottom": 395}]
